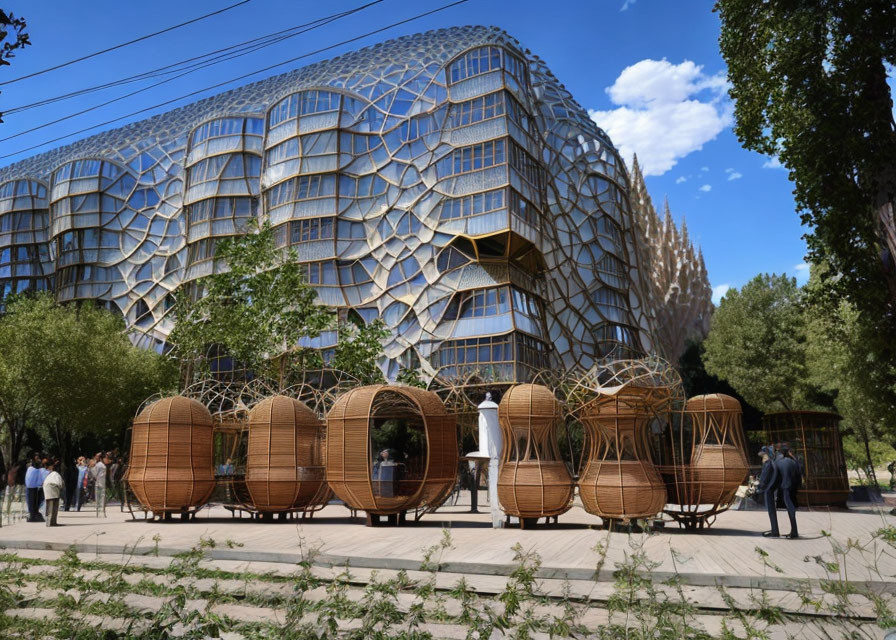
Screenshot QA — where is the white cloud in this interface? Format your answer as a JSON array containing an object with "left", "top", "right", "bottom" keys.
[
  {"left": 763, "top": 156, "right": 784, "bottom": 170},
  {"left": 620, "top": 0, "right": 635, "bottom": 10},
  {"left": 589, "top": 59, "right": 731, "bottom": 177},
  {"left": 793, "top": 262, "right": 810, "bottom": 285},
  {"left": 725, "top": 168, "right": 743, "bottom": 181},
  {"left": 700, "top": 166, "right": 710, "bottom": 172},
  {"left": 675, "top": 176, "right": 687, "bottom": 184},
  {"left": 712, "top": 284, "right": 730, "bottom": 305},
  {"left": 699, "top": 184, "right": 712, "bottom": 192}
]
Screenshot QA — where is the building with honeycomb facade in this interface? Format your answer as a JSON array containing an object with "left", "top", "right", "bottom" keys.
[{"left": 0, "top": 26, "right": 665, "bottom": 382}]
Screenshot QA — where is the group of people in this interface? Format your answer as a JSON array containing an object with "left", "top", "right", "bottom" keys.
[
  {"left": 756, "top": 443, "right": 803, "bottom": 539},
  {"left": 4, "top": 451, "right": 125, "bottom": 526}
]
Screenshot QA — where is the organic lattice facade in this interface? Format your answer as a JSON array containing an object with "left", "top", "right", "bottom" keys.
[{"left": 0, "top": 26, "right": 659, "bottom": 380}]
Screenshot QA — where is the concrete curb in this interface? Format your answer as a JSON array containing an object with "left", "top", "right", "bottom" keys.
[{"left": 2, "top": 537, "right": 894, "bottom": 595}]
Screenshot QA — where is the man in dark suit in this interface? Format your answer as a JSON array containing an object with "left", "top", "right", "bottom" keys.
[
  {"left": 775, "top": 444, "right": 802, "bottom": 539},
  {"left": 757, "top": 445, "right": 780, "bottom": 537}
]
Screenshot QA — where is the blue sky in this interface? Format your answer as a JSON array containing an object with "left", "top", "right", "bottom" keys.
[{"left": 0, "top": 0, "right": 808, "bottom": 302}]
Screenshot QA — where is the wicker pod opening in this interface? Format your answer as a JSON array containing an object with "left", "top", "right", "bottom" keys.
[
  {"left": 761, "top": 411, "right": 849, "bottom": 507},
  {"left": 579, "top": 389, "right": 667, "bottom": 521},
  {"left": 497, "top": 384, "right": 574, "bottom": 520},
  {"left": 326, "top": 385, "right": 457, "bottom": 517},
  {"left": 245, "top": 395, "right": 329, "bottom": 513},
  {"left": 127, "top": 396, "right": 215, "bottom": 514}
]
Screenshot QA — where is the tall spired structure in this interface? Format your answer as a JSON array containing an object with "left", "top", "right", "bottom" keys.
[
  {"left": 629, "top": 157, "right": 712, "bottom": 364},
  {"left": 0, "top": 26, "right": 674, "bottom": 381}
]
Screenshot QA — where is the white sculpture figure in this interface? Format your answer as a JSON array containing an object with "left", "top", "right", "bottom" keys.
[{"left": 477, "top": 392, "right": 503, "bottom": 528}]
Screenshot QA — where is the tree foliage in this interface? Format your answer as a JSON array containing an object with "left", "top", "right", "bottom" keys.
[
  {"left": 0, "top": 9, "right": 30, "bottom": 123},
  {"left": 168, "top": 221, "right": 334, "bottom": 385},
  {"left": 702, "top": 274, "right": 809, "bottom": 413},
  {"left": 330, "top": 319, "right": 389, "bottom": 385},
  {"left": 716, "top": 0, "right": 896, "bottom": 308},
  {"left": 0, "top": 294, "right": 176, "bottom": 464}
]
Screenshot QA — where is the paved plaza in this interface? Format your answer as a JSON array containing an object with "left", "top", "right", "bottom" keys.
[{"left": 2, "top": 493, "right": 894, "bottom": 591}]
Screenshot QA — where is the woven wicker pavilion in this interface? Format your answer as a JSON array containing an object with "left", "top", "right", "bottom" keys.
[
  {"left": 761, "top": 411, "right": 850, "bottom": 506},
  {"left": 245, "top": 395, "right": 330, "bottom": 516},
  {"left": 497, "top": 384, "right": 574, "bottom": 528},
  {"left": 126, "top": 396, "right": 216, "bottom": 519},
  {"left": 326, "top": 385, "right": 457, "bottom": 525}
]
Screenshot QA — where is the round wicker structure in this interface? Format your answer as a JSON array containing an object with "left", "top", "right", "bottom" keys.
[
  {"left": 245, "top": 395, "right": 329, "bottom": 513},
  {"left": 326, "top": 385, "right": 457, "bottom": 519},
  {"left": 497, "top": 384, "right": 573, "bottom": 523},
  {"left": 686, "top": 394, "right": 748, "bottom": 505},
  {"left": 761, "top": 411, "right": 850, "bottom": 507},
  {"left": 579, "top": 388, "right": 667, "bottom": 522},
  {"left": 127, "top": 396, "right": 216, "bottom": 514}
]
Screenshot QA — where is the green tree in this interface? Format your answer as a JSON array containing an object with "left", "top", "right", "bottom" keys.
[
  {"left": 330, "top": 319, "right": 389, "bottom": 385},
  {"left": 0, "top": 9, "right": 29, "bottom": 123},
  {"left": 717, "top": 1, "right": 896, "bottom": 308},
  {"left": 168, "top": 221, "right": 334, "bottom": 386},
  {"left": 702, "top": 274, "right": 811, "bottom": 413},
  {"left": 0, "top": 294, "right": 175, "bottom": 466},
  {"left": 805, "top": 267, "right": 896, "bottom": 486}
]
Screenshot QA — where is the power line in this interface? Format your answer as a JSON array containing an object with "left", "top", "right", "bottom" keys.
[
  {"left": 0, "top": 0, "right": 471, "bottom": 160},
  {"left": 0, "top": 0, "right": 252, "bottom": 87},
  {"left": 0, "top": 1, "right": 386, "bottom": 142},
  {"left": 4, "top": 1, "right": 387, "bottom": 116}
]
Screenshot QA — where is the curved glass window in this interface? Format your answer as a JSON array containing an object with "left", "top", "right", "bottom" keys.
[
  {"left": 268, "top": 90, "right": 342, "bottom": 127},
  {"left": 448, "top": 46, "right": 527, "bottom": 84},
  {"left": 448, "top": 91, "right": 506, "bottom": 128},
  {"left": 592, "top": 287, "right": 626, "bottom": 309},
  {"left": 188, "top": 154, "right": 260, "bottom": 184},
  {"left": 289, "top": 217, "right": 334, "bottom": 243},
  {"left": 597, "top": 216, "right": 622, "bottom": 244},
  {"left": 596, "top": 254, "right": 625, "bottom": 276},
  {"left": 595, "top": 323, "right": 638, "bottom": 347},
  {"left": 337, "top": 219, "right": 366, "bottom": 240},
  {"left": 304, "top": 260, "right": 338, "bottom": 285},
  {"left": 53, "top": 159, "right": 120, "bottom": 183},
  {"left": 439, "top": 140, "right": 505, "bottom": 177},
  {"left": 338, "top": 259, "right": 375, "bottom": 285},
  {"left": 265, "top": 174, "right": 336, "bottom": 209},
  {"left": 188, "top": 197, "right": 256, "bottom": 225},
  {"left": 439, "top": 189, "right": 504, "bottom": 221},
  {"left": 436, "top": 246, "right": 472, "bottom": 273},
  {"left": 387, "top": 255, "right": 420, "bottom": 287},
  {"left": 190, "top": 117, "right": 262, "bottom": 145}
]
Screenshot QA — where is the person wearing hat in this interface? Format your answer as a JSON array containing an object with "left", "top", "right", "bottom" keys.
[
  {"left": 775, "top": 445, "right": 801, "bottom": 539},
  {"left": 756, "top": 445, "right": 780, "bottom": 537}
]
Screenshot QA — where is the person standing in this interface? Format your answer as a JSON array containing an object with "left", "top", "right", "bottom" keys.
[
  {"left": 775, "top": 445, "right": 802, "bottom": 539},
  {"left": 74, "top": 457, "right": 88, "bottom": 511},
  {"left": 42, "top": 461, "right": 65, "bottom": 527},
  {"left": 24, "top": 458, "right": 44, "bottom": 522},
  {"left": 756, "top": 445, "right": 780, "bottom": 537},
  {"left": 92, "top": 454, "right": 108, "bottom": 517}
]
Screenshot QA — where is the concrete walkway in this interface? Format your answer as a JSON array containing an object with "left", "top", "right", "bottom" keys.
[{"left": 2, "top": 493, "right": 894, "bottom": 592}]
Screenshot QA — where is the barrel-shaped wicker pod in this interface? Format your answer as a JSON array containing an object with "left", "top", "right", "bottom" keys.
[
  {"left": 685, "top": 394, "right": 749, "bottom": 507},
  {"left": 245, "top": 395, "right": 329, "bottom": 513},
  {"left": 326, "top": 385, "right": 457, "bottom": 516},
  {"left": 127, "top": 396, "right": 215, "bottom": 513},
  {"left": 761, "top": 411, "right": 849, "bottom": 507},
  {"left": 497, "top": 384, "right": 574, "bottom": 520},
  {"left": 579, "top": 391, "right": 667, "bottom": 521}
]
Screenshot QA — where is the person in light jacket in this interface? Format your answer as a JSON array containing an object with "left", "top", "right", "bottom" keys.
[
  {"left": 24, "top": 457, "right": 44, "bottom": 523},
  {"left": 42, "top": 460, "right": 65, "bottom": 527}
]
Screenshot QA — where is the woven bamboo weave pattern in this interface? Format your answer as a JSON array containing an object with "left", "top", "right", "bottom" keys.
[
  {"left": 683, "top": 394, "right": 749, "bottom": 508},
  {"left": 127, "top": 396, "right": 215, "bottom": 513},
  {"left": 245, "top": 395, "right": 329, "bottom": 513},
  {"left": 579, "top": 391, "right": 666, "bottom": 521},
  {"left": 326, "top": 385, "right": 457, "bottom": 516},
  {"left": 762, "top": 411, "right": 850, "bottom": 507},
  {"left": 497, "top": 384, "right": 573, "bottom": 519}
]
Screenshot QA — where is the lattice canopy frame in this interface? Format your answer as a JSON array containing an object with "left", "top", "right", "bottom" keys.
[
  {"left": 761, "top": 411, "right": 850, "bottom": 507},
  {"left": 497, "top": 383, "right": 574, "bottom": 521},
  {"left": 326, "top": 384, "right": 457, "bottom": 517}
]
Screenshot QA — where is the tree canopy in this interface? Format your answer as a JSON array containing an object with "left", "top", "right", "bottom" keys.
[
  {"left": 0, "top": 9, "right": 29, "bottom": 123},
  {"left": 0, "top": 294, "right": 176, "bottom": 464},
  {"left": 168, "top": 221, "right": 334, "bottom": 385},
  {"left": 716, "top": 0, "right": 896, "bottom": 309},
  {"left": 702, "top": 274, "right": 809, "bottom": 413}
]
